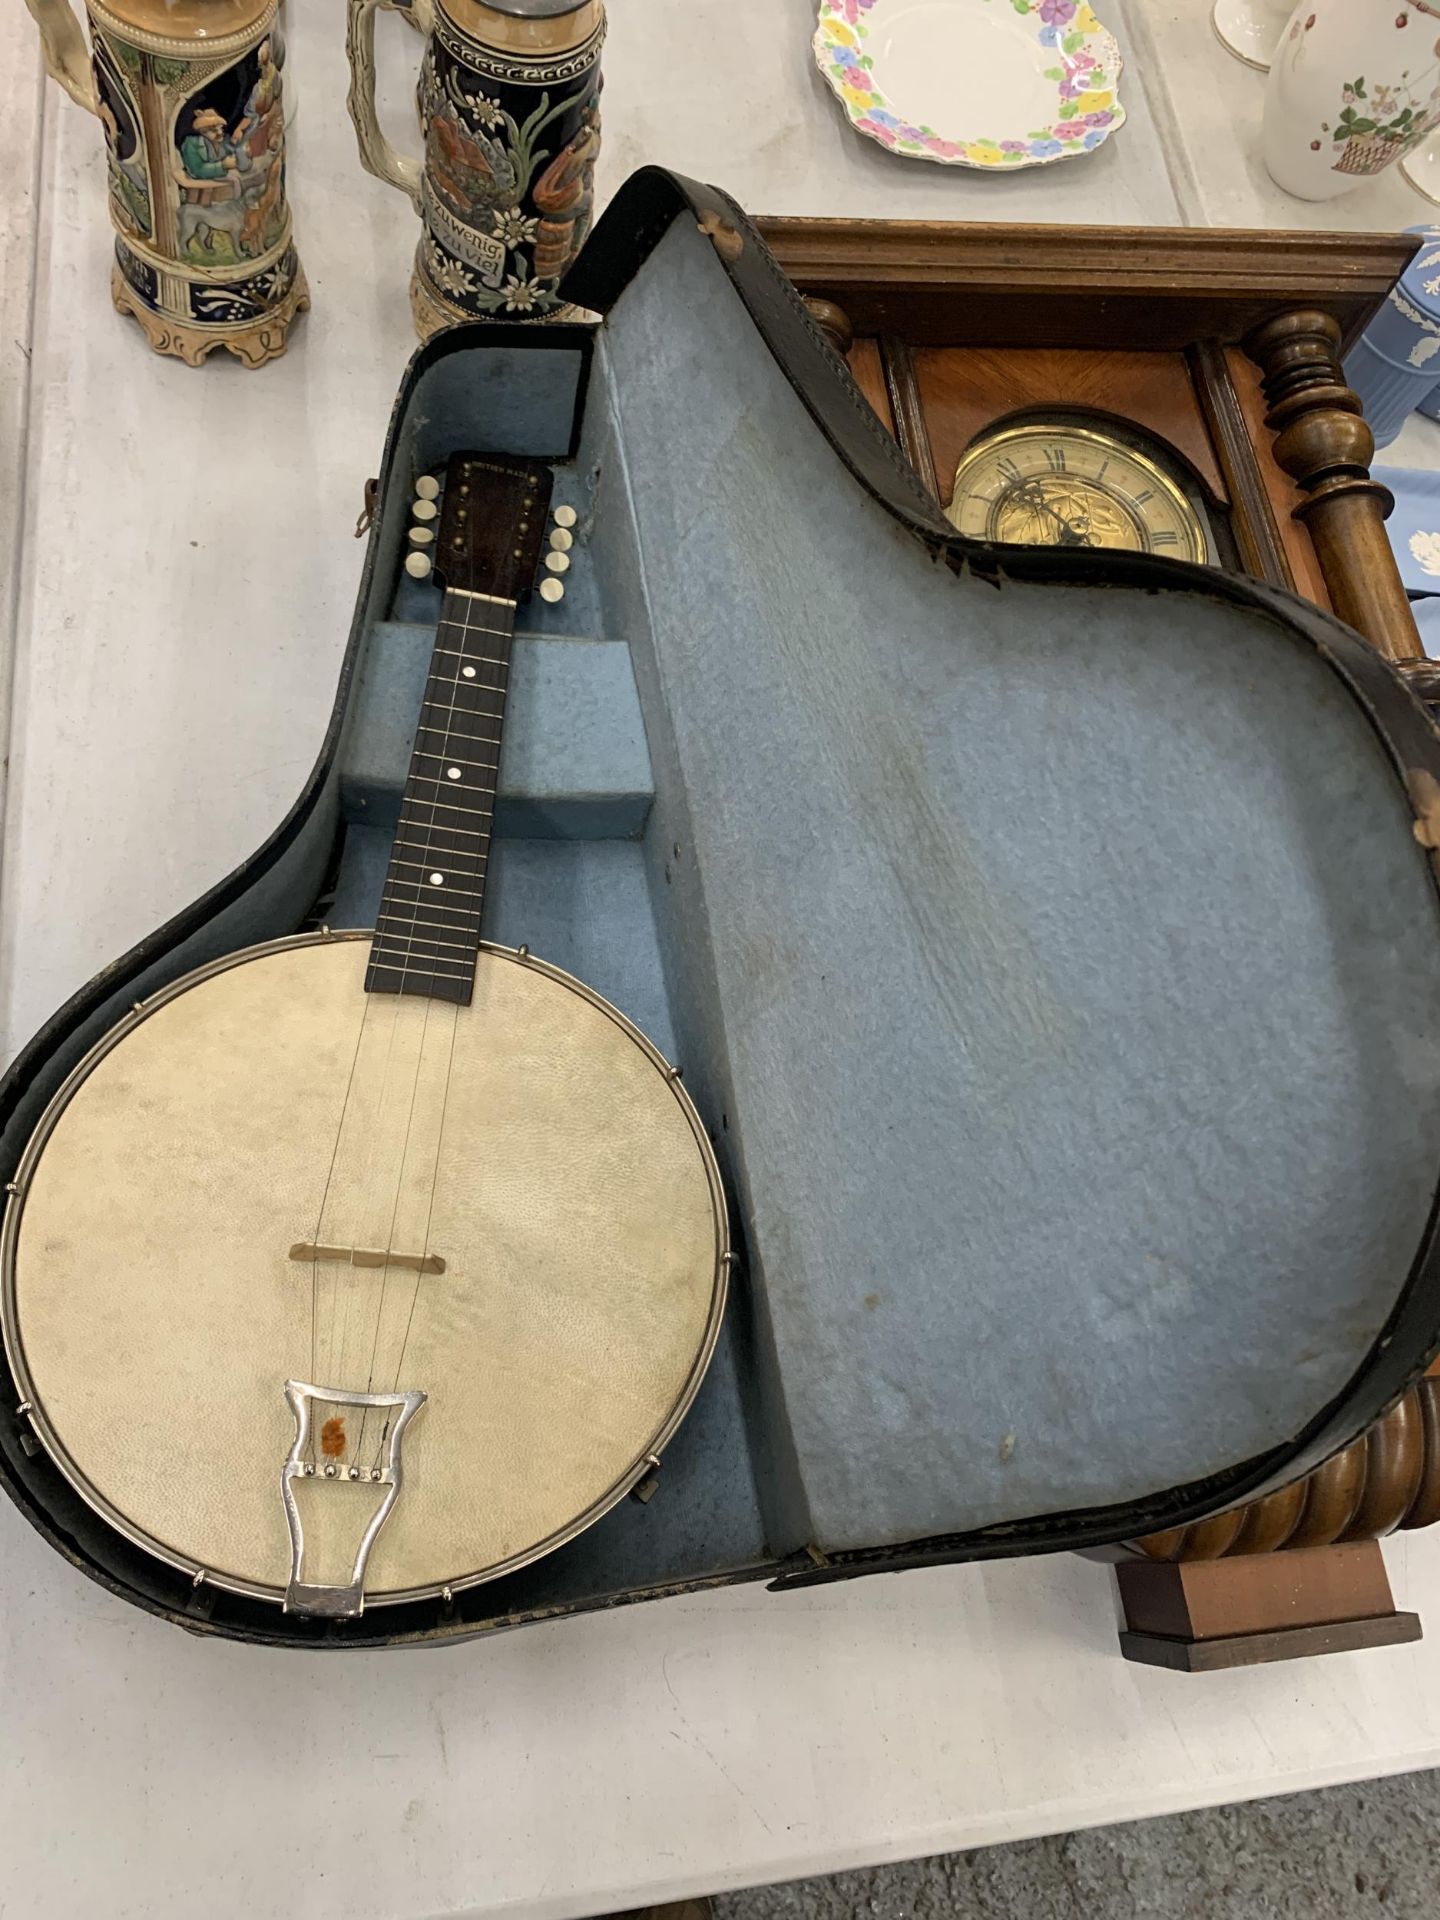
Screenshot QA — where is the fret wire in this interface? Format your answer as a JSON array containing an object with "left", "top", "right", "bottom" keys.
[
  {"left": 396, "top": 794, "right": 495, "bottom": 819},
  {"left": 413, "top": 714, "right": 503, "bottom": 734},
  {"left": 367, "top": 955, "right": 473, "bottom": 979},
  {"left": 400, "top": 792, "right": 494, "bottom": 815},
  {"left": 404, "top": 794, "right": 492, "bottom": 815},
  {"left": 376, "top": 908, "right": 482, "bottom": 938},
  {"left": 394, "top": 828, "right": 490, "bottom": 853},
  {"left": 368, "top": 927, "right": 477, "bottom": 954},
  {"left": 406, "top": 773, "right": 496, "bottom": 797},
  {"left": 376, "top": 910, "right": 481, "bottom": 935},
  {"left": 412, "top": 748, "right": 498, "bottom": 770},
  {"left": 389, "top": 856, "right": 491, "bottom": 879},
  {"left": 382, "top": 865, "right": 490, "bottom": 886},
  {"left": 419, "top": 692, "right": 506, "bottom": 712},
  {"left": 433, "top": 647, "right": 510, "bottom": 665},
  {"left": 378, "top": 875, "right": 487, "bottom": 898},
  {"left": 372, "top": 913, "right": 480, "bottom": 944},
  {"left": 419, "top": 714, "right": 504, "bottom": 736},
  {"left": 396, "top": 825, "right": 491, "bottom": 851}
]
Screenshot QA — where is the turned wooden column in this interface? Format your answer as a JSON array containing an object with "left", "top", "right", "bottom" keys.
[
  {"left": 1136, "top": 1375, "right": 1440, "bottom": 1564},
  {"left": 1118, "top": 1374, "right": 1440, "bottom": 1670},
  {"left": 1244, "top": 310, "right": 1421, "bottom": 663},
  {"left": 803, "top": 296, "right": 854, "bottom": 359}
]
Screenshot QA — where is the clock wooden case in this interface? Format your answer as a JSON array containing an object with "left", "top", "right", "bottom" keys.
[{"left": 755, "top": 218, "right": 1425, "bottom": 667}]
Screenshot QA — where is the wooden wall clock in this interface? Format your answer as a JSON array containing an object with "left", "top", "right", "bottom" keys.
[
  {"left": 757, "top": 213, "right": 1437, "bottom": 1672},
  {"left": 755, "top": 218, "right": 1425, "bottom": 667}
]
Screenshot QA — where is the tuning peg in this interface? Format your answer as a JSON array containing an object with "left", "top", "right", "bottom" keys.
[
  {"left": 412, "top": 498, "right": 438, "bottom": 523},
  {"left": 414, "top": 475, "right": 440, "bottom": 501},
  {"left": 405, "top": 551, "right": 432, "bottom": 579},
  {"left": 408, "top": 525, "right": 434, "bottom": 546},
  {"left": 539, "top": 577, "right": 565, "bottom": 604},
  {"left": 544, "top": 550, "right": 571, "bottom": 575},
  {"left": 549, "top": 527, "right": 573, "bottom": 553},
  {"left": 553, "top": 504, "right": 577, "bottom": 530}
]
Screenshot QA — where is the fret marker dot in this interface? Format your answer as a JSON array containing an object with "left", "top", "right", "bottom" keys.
[
  {"left": 429, "top": 872, "right": 445, "bottom": 886},
  {"left": 447, "top": 767, "right": 462, "bottom": 779},
  {"left": 462, "top": 666, "right": 476, "bottom": 678}
]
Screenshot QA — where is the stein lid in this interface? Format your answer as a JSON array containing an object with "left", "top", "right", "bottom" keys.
[
  {"left": 479, "top": 0, "right": 595, "bottom": 12},
  {"left": 439, "top": 0, "right": 602, "bottom": 52}
]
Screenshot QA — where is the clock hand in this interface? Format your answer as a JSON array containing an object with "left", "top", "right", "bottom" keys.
[{"left": 1011, "top": 479, "right": 1094, "bottom": 547}]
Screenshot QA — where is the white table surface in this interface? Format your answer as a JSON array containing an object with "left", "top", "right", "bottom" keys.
[{"left": 5, "top": 5, "right": 1440, "bottom": 1917}]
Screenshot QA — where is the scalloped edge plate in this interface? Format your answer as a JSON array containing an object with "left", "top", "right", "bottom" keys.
[{"left": 813, "top": 0, "right": 1127, "bottom": 171}]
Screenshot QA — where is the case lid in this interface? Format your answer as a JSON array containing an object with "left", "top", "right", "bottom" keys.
[{"left": 568, "top": 172, "right": 1440, "bottom": 1567}]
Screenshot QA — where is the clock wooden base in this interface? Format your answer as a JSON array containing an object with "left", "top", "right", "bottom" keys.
[
  {"left": 757, "top": 215, "right": 1434, "bottom": 1668},
  {"left": 1117, "top": 1544, "right": 1421, "bottom": 1673}
]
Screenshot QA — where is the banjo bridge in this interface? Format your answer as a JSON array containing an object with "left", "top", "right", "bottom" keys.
[
  {"left": 281, "top": 1379, "right": 426, "bottom": 1617},
  {"left": 289, "top": 1241, "right": 446, "bottom": 1276}
]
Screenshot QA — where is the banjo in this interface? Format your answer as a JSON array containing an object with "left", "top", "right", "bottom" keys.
[{"left": 1, "top": 452, "right": 729, "bottom": 1618}]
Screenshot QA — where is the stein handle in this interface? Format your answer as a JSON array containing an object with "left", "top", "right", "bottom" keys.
[
  {"left": 24, "top": 0, "right": 100, "bottom": 114},
  {"left": 345, "top": 0, "right": 435, "bottom": 215}
]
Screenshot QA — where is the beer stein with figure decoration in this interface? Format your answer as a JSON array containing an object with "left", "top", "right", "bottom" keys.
[
  {"left": 23, "top": 0, "right": 308, "bottom": 366},
  {"left": 346, "top": 0, "right": 604, "bottom": 338}
]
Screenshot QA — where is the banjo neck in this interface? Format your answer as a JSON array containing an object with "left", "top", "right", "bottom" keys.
[
  {"left": 366, "top": 586, "right": 516, "bottom": 1006},
  {"left": 365, "top": 451, "right": 555, "bottom": 1007}
]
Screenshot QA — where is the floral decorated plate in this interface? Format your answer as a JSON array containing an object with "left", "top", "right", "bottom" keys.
[{"left": 813, "top": 0, "right": 1127, "bottom": 170}]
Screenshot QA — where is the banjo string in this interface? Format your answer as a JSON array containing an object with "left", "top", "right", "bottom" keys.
[
  {"left": 357, "top": 577, "right": 499, "bottom": 1464},
  {"left": 356, "top": 987, "right": 436, "bottom": 1465},
  {"left": 329, "top": 993, "right": 404, "bottom": 1400},
  {"left": 303, "top": 983, "right": 378, "bottom": 1463},
  {"left": 377, "top": 983, "right": 462, "bottom": 1468}
]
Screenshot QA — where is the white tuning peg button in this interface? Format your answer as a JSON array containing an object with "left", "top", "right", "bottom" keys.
[
  {"left": 408, "top": 525, "right": 435, "bottom": 546},
  {"left": 414, "top": 475, "right": 440, "bottom": 500},
  {"left": 553, "top": 504, "right": 578, "bottom": 529},
  {"left": 539, "top": 576, "right": 566, "bottom": 604},
  {"left": 549, "top": 527, "right": 574, "bottom": 552},
  {"left": 544, "top": 550, "right": 571, "bottom": 575},
  {"left": 412, "top": 498, "right": 438, "bottom": 523},
  {"left": 405, "top": 551, "right": 433, "bottom": 579}
]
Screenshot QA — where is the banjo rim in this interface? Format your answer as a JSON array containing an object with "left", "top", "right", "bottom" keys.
[{"left": 0, "top": 929, "right": 730, "bottom": 1609}]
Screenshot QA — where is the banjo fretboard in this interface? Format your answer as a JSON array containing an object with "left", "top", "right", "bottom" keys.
[{"left": 365, "top": 587, "right": 517, "bottom": 1005}]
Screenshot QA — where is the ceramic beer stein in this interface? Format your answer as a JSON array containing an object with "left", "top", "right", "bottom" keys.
[
  {"left": 24, "top": 0, "right": 308, "bottom": 366},
  {"left": 346, "top": 0, "right": 604, "bottom": 338},
  {"left": 1263, "top": 0, "right": 1440, "bottom": 201}
]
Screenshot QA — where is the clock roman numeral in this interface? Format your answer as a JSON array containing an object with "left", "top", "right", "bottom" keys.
[
  {"left": 1152, "top": 530, "right": 1180, "bottom": 547},
  {"left": 998, "top": 457, "right": 1023, "bottom": 483},
  {"left": 1045, "top": 446, "right": 1067, "bottom": 473}
]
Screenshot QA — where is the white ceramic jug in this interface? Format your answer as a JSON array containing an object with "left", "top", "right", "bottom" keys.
[
  {"left": 1212, "top": 0, "right": 1295, "bottom": 73},
  {"left": 1264, "top": 0, "right": 1440, "bottom": 200}
]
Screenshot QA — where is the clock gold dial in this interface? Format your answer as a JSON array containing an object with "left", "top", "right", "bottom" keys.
[{"left": 946, "top": 422, "right": 1210, "bottom": 564}]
